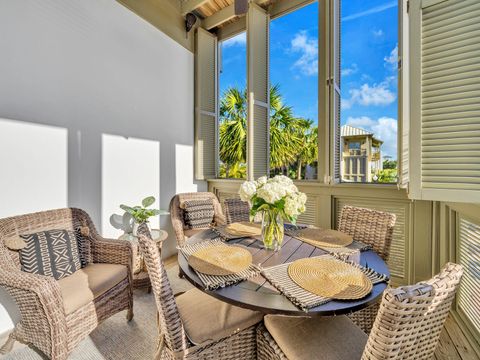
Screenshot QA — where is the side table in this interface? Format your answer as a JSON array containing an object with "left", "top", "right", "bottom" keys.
[{"left": 119, "top": 229, "right": 168, "bottom": 292}]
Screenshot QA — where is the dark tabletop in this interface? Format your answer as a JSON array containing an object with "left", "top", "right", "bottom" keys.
[{"left": 178, "top": 229, "right": 390, "bottom": 316}]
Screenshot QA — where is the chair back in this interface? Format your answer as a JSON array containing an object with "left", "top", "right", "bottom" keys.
[
  {"left": 136, "top": 223, "right": 188, "bottom": 354},
  {"left": 169, "top": 192, "right": 225, "bottom": 247},
  {"left": 0, "top": 208, "right": 95, "bottom": 270},
  {"left": 224, "top": 198, "right": 250, "bottom": 224},
  {"left": 362, "top": 262, "right": 463, "bottom": 359},
  {"left": 338, "top": 205, "right": 396, "bottom": 261}
]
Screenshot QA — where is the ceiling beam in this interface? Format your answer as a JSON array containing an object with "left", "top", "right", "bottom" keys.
[
  {"left": 181, "top": 0, "right": 210, "bottom": 15},
  {"left": 203, "top": 4, "right": 237, "bottom": 30}
]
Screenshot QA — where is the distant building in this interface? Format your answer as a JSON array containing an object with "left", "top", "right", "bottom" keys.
[{"left": 341, "top": 125, "right": 383, "bottom": 182}]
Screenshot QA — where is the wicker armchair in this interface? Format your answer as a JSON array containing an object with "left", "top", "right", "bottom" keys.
[
  {"left": 256, "top": 262, "right": 463, "bottom": 360},
  {"left": 169, "top": 192, "right": 226, "bottom": 247},
  {"left": 0, "top": 208, "right": 134, "bottom": 360},
  {"left": 224, "top": 198, "right": 251, "bottom": 224},
  {"left": 136, "top": 224, "right": 262, "bottom": 359},
  {"left": 338, "top": 205, "right": 396, "bottom": 333}
]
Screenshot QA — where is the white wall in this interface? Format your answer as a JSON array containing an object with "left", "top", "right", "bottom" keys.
[{"left": 0, "top": 0, "right": 204, "bottom": 336}]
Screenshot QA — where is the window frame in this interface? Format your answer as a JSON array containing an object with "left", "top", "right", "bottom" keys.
[{"left": 211, "top": 0, "right": 403, "bottom": 188}]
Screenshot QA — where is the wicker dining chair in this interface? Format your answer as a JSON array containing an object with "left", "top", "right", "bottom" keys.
[
  {"left": 256, "top": 262, "right": 463, "bottom": 360},
  {"left": 337, "top": 205, "right": 396, "bottom": 334},
  {"left": 169, "top": 192, "right": 226, "bottom": 247},
  {"left": 0, "top": 208, "right": 134, "bottom": 360},
  {"left": 224, "top": 198, "right": 251, "bottom": 224},
  {"left": 136, "top": 223, "right": 262, "bottom": 359}
]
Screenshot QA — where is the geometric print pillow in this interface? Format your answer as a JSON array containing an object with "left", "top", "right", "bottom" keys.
[
  {"left": 183, "top": 199, "right": 215, "bottom": 229},
  {"left": 19, "top": 229, "right": 82, "bottom": 280}
]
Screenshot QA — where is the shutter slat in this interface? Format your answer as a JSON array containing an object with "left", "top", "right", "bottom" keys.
[
  {"left": 423, "top": 21, "right": 480, "bottom": 50},
  {"left": 423, "top": 9, "right": 480, "bottom": 39},
  {"left": 422, "top": 130, "right": 480, "bottom": 140},
  {"left": 458, "top": 217, "right": 480, "bottom": 334},
  {"left": 423, "top": 163, "right": 480, "bottom": 170},
  {"left": 423, "top": 122, "right": 480, "bottom": 132},
  {"left": 423, "top": 0, "right": 478, "bottom": 23},
  {"left": 422, "top": 82, "right": 480, "bottom": 99}
]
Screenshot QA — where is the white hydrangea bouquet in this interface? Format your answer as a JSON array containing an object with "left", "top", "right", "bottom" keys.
[{"left": 239, "top": 175, "right": 307, "bottom": 251}]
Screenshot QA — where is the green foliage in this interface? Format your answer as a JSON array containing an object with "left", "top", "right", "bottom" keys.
[
  {"left": 376, "top": 169, "right": 398, "bottom": 183},
  {"left": 383, "top": 159, "right": 397, "bottom": 170},
  {"left": 120, "top": 196, "right": 160, "bottom": 224},
  {"left": 219, "top": 85, "right": 318, "bottom": 179}
]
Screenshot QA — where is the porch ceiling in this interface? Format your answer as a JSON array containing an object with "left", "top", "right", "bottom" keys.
[{"left": 179, "top": 0, "right": 273, "bottom": 29}]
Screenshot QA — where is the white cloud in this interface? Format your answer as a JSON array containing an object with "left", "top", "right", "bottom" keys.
[
  {"left": 342, "top": 1, "right": 397, "bottom": 22},
  {"left": 342, "top": 79, "right": 396, "bottom": 109},
  {"left": 384, "top": 44, "right": 398, "bottom": 70},
  {"left": 290, "top": 31, "right": 318, "bottom": 76},
  {"left": 342, "top": 63, "right": 358, "bottom": 76},
  {"left": 372, "top": 29, "right": 384, "bottom": 37},
  {"left": 222, "top": 33, "right": 246, "bottom": 48},
  {"left": 346, "top": 116, "right": 398, "bottom": 159}
]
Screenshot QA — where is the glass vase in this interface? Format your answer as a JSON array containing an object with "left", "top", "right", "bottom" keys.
[{"left": 261, "top": 210, "right": 284, "bottom": 251}]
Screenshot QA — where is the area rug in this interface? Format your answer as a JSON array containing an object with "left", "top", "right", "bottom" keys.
[{"left": 1, "top": 265, "right": 193, "bottom": 360}]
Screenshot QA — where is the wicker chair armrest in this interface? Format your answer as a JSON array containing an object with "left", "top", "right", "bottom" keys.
[
  {"left": 91, "top": 236, "right": 133, "bottom": 269},
  {"left": 0, "top": 267, "right": 68, "bottom": 357},
  {"left": 214, "top": 212, "right": 226, "bottom": 226}
]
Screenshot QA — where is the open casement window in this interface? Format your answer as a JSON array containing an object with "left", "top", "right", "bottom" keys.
[
  {"left": 246, "top": 3, "right": 270, "bottom": 180},
  {"left": 328, "top": 0, "right": 341, "bottom": 184},
  {"left": 195, "top": 28, "right": 218, "bottom": 180},
  {"left": 409, "top": 0, "right": 480, "bottom": 202}
]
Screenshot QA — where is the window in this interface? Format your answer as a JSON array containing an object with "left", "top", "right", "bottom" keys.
[
  {"left": 339, "top": 0, "right": 399, "bottom": 184},
  {"left": 349, "top": 141, "right": 360, "bottom": 150},
  {"left": 269, "top": 2, "right": 319, "bottom": 180},
  {"left": 218, "top": 32, "right": 247, "bottom": 179}
]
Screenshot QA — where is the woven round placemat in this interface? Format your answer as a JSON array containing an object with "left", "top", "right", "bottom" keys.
[
  {"left": 297, "top": 228, "right": 353, "bottom": 248},
  {"left": 288, "top": 257, "right": 372, "bottom": 299},
  {"left": 225, "top": 222, "right": 262, "bottom": 237},
  {"left": 188, "top": 244, "right": 253, "bottom": 276}
]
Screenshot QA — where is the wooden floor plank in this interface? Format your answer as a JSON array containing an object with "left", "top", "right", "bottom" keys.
[
  {"left": 444, "top": 316, "right": 479, "bottom": 360},
  {"left": 435, "top": 324, "right": 462, "bottom": 360}
]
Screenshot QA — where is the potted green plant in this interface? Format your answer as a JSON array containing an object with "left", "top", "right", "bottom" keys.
[{"left": 120, "top": 196, "right": 161, "bottom": 236}]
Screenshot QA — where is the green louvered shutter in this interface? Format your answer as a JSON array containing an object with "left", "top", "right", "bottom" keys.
[
  {"left": 246, "top": 3, "right": 270, "bottom": 180},
  {"left": 195, "top": 28, "right": 218, "bottom": 180},
  {"left": 409, "top": 0, "right": 480, "bottom": 202}
]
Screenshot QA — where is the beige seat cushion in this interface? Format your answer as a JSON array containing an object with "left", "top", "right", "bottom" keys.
[
  {"left": 183, "top": 228, "right": 207, "bottom": 239},
  {"left": 264, "top": 314, "right": 368, "bottom": 360},
  {"left": 58, "top": 263, "right": 128, "bottom": 314},
  {"left": 176, "top": 288, "right": 263, "bottom": 345}
]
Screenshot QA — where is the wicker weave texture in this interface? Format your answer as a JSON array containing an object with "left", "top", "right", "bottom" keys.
[
  {"left": 0, "top": 208, "right": 134, "bottom": 360},
  {"left": 224, "top": 198, "right": 251, "bottom": 224},
  {"left": 136, "top": 224, "right": 257, "bottom": 360},
  {"left": 256, "top": 263, "right": 463, "bottom": 360},
  {"left": 169, "top": 192, "right": 225, "bottom": 247},
  {"left": 338, "top": 205, "right": 396, "bottom": 334},
  {"left": 362, "top": 262, "right": 463, "bottom": 359}
]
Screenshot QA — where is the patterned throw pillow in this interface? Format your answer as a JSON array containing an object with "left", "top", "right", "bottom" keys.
[
  {"left": 19, "top": 229, "right": 82, "bottom": 280},
  {"left": 183, "top": 199, "right": 215, "bottom": 229}
]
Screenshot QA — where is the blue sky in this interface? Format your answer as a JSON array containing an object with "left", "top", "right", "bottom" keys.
[{"left": 219, "top": 0, "right": 398, "bottom": 159}]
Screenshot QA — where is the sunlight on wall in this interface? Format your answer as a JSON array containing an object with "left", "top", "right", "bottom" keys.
[
  {"left": 102, "top": 134, "right": 160, "bottom": 238},
  {"left": 0, "top": 118, "right": 68, "bottom": 218},
  {"left": 175, "top": 144, "right": 197, "bottom": 193}
]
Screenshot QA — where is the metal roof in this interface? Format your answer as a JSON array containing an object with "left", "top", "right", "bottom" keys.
[{"left": 341, "top": 125, "right": 373, "bottom": 137}]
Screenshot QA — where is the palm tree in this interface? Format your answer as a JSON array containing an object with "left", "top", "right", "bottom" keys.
[
  {"left": 219, "top": 87, "right": 247, "bottom": 177},
  {"left": 294, "top": 119, "right": 318, "bottom": 179},
  {"left": 269, "top": 85, "right": 303, "bottom": 172},
  {"left": 218, "top": 85, "right": 316, "bottom": 179}
]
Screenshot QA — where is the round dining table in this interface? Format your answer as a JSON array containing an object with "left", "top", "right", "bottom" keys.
[{"left": 178, "top": 228, "right": 390, "bottom": 316}]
